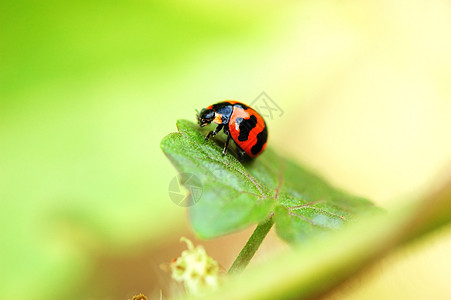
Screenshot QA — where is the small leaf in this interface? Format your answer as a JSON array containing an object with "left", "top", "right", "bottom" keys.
[{"left": 161, "top": 120, "right": 379, "bottom": 243}]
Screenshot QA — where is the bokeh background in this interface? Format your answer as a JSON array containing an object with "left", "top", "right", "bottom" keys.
[{"left": 1, "top": 1, "right": 450, "bottom": 299}]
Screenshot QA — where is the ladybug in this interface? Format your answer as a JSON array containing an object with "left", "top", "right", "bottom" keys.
[{"left": 196, "top": 101, "right": 268, "bottom": 158}]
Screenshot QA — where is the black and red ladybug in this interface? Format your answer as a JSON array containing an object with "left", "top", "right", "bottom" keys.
[{"left": 196, "top": 101, "right": 268, "bottom": 158}]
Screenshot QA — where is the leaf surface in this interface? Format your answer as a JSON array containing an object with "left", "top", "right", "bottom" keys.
[{"left": 161, "top": 120, "right": 378, "bottom": 243}]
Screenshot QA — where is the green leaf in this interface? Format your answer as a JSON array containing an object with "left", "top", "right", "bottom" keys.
[
  {"left": 161, "top": 119, "right": 379, "bottom": 242},
  {"left": 182, "top": 179, "right": 451, "bottom": 300}
]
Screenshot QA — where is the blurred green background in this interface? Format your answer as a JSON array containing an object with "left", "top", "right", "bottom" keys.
[{"left": 1, "top": 1, "right": 450, "bottom": 299}]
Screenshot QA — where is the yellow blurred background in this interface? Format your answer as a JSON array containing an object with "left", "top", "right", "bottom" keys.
[{"left": 1, "top": 1, "right": 450, "bottom": 299}]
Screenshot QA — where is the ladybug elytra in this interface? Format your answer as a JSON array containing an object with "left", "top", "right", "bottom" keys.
[{"left": 196, "top": 101, "right": 268, "bottom": 158}]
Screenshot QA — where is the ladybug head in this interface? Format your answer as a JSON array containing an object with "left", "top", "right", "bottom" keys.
[{"left": 196, "top": 108, "right": 215, "bottom": 127}]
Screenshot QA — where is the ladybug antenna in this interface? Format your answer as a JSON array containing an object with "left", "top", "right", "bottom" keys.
[{"left": 195, "top": 109, "right": 201, "bottom": 124}]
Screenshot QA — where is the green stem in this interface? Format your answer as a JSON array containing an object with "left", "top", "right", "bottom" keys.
[{"left": 228, "top": 217, "right": 274, "bottom": 274}]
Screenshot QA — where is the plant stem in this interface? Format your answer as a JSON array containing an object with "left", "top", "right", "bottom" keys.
[{"left": 228, "top": 217, "right": 274, "bottom": 274}]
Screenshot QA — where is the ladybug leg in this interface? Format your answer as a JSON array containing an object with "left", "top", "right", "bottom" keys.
[
  {"left": 222, "top": 131, "right": 231, "bottom": 156},
  {"left": 236, "top": 148, "right": 246, "bottom": 160},
  {"left": 205, "top": 124, "right": 223, "bottom": 140},
  {"left": 231, "top": 140, "right": 246, "bottom": 160}
]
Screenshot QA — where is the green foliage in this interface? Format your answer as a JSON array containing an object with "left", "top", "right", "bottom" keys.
[
  {"left": 161, "top": 119, "right": 380, "bottom": 243},
  {"left": 184, "top": 179, "right": 451, "bottom": 300}
]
